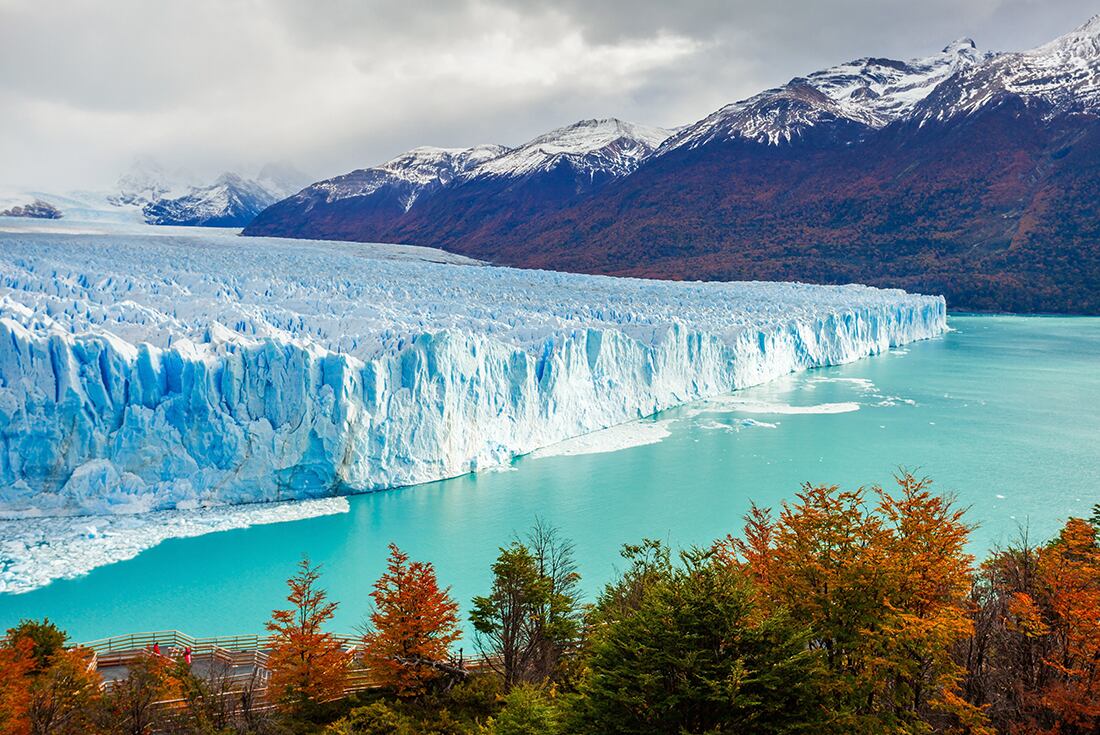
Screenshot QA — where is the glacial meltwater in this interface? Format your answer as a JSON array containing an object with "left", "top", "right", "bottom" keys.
[{"left": 2, "top": 315, "right": 1098, "bottom": 641}]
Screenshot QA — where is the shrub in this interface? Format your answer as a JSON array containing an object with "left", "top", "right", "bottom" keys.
[
  {"left": 331, "top": 701, "right": 412, "bottom": 735},
  {"left": 491, "top": 685, "right": 559, "bottom": 735}
]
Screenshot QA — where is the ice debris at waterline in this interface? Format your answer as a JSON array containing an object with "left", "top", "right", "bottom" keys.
[
  {"left": 0, "top": 228, "right": 946, "bottom": 516},
  {"left": 0, "top": 498, "right": 349, "bottom": 594}
]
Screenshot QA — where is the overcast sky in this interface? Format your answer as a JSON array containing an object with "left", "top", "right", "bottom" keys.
[{"left": 1, "top": 0, "right": 1096, "bottom": 190}]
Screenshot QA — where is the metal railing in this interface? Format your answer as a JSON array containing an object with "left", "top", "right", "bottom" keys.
[
  {"left": 81, "top": 629, "right": 489, "bottom": 703},
  {"left": 80, "top": 629, "right": 358, "bottom": 655}
]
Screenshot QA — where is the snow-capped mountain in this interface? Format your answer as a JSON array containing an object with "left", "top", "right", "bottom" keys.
[
  {"left": 310, "top": 144, "right": 507, "bottom": 212},
  {"left": 914, "top": 15, "right": 1100, "bottom": 123},
  {"left": 245, "top": 118, "right": 668, "bottom": 240},
  {"left": 265, "top": 118, "right": 668, "bottom": 214},
  {"left": 109, "top": 157, "right": 198, "bottom": 207},
  {"left": 1, "top": 159, "right": 311, "bottom": 228},
  {"left": 109, "top": 160, "right": 310, "bottom": 227},
  {"left": 142, "top": 173, "right": 283, "bottom": 227},
  {"left": 469, "top": 118, "right": 672, "bottom": 179},
  {"left": 246, "top": 16, "right": 1100, "bottom": 313},
  {"left": 663, "top": 39, "right": 990, "bottom": 149}
]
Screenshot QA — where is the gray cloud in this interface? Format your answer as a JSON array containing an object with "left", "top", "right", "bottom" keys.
[{"left": 0, "top": 0, "right": 1095, "bottom": 190}]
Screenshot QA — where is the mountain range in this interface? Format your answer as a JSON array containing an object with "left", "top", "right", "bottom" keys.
[
  {"left": 115, "top": 160, "right": 311, "bottom": 226},
  {"left": 244, "top": 17, "right": 1100, "bottom": 313},
  {"left": 1, "top": 160, "right": 311, "bottom": 227}
]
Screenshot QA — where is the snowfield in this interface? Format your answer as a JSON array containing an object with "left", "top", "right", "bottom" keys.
[{"left": 0, "top": 225, "right": 946, "bottom": 520}]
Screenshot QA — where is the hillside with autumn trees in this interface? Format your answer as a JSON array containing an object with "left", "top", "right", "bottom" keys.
[{"left": 2, "top": 472, "right": 1099, "bottom": 734}]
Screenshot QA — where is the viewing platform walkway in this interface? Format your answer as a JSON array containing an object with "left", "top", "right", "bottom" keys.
[{"left": 79, "top": 629, "right": 484, "bottom": 700}]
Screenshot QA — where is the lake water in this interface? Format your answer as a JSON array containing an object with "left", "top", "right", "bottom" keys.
[{"left": 3, "top": 315, "right": 1098, "bottom": 642}]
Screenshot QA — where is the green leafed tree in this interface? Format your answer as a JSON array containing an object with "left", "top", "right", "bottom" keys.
[
  {"left": 471, "top": 522, "right": 582, "bottom": 690},
  {"left": 575, "top": 546, "right": 825, "bottom": 735}
]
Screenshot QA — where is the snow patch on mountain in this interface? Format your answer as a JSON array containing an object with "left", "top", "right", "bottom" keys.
[
  {"left": 312, "top": 144, "right": 507, "bottom": 211},
  {"left": 469, "top": 118, "right": 672, "bottom": 179},
  {"left": 0, "top": 225, "right": 945, "bottom": 518}
]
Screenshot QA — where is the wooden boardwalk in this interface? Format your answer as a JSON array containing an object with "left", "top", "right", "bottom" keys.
[{"left": 80, "top": 629, "right": 486, "bottom": 702}]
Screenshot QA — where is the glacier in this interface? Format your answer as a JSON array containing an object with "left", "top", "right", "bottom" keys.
[{"left": 0, "top": 224, "right": 946, "bottom": 518}]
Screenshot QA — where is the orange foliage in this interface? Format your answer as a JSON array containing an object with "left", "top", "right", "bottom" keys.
[
  {"left": 1016, "top": 518, "right": 1100, "bottom": 734},
  {"left": 362, "top": 544, "right": 462, "bottom": 696},
  {"left": 0, "top": 637, "right": 33, "bottom": 735},
  {"left": 266, "top": 557, "right": 349, "bottom": 710},
  {"left": 26, "top": 646, "right": 101, "bottom": 735},
  {"left": 719, "top": 472, "right": 987, "bottom": 733}
]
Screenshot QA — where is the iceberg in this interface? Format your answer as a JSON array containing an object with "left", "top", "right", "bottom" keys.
[{"left": 0, "top": 226, "right": 946, "bottom": 517}]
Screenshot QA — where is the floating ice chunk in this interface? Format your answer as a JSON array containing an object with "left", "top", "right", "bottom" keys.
[
  {"left": 529, "top": 420, "right": 674, "bottom": 458},
  {"left": 694, "top": 397, "right": 862, "bottom": 415},
  {"left": 698, "top": 418, "right": 778, "bottom": 432},
  {"left": 806, "top": 376, "right": 877, "bottom": 392}
]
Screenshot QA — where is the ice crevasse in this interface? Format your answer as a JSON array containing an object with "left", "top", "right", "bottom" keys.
[{"left": 0, "top": 229, "right": 947, "bottom": 517}]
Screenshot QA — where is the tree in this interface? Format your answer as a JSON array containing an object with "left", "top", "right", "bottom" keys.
[
  {"left": 0, "top": 620, "right": 99, "bottom": 735},
  {"left": 471, "top": 523, "right": 583, "bottom": 690},
  {"left": 1026, "top": 517, "right": 1100, "bottom": 733},
  {"left": 163, "top": 656, "right": 269, "bottom": 734},
  {"left": 96, "top": 653, "right": 177, "bottom": 735},
  {"left": 266, "top": 556, "right": 349, "bottom": 712},
  {"left": 576, "top": 547, "right": 824, "bottom": 735},
  {"left": 590, "top": 538, "right": 673, "bottom": 629},
  {"left": 969, "top": 517, "right": 1100, "bottom": 734},
  {"left": 4, "top": 620, "right": 67, "bottom": 672},
  {"left": 362, "top": 543, "right": 462, "bottom": 696},
  {"left": 329, "top": 701, "right": 412, "bottom": 735},
  {"left": 470, "top": 542, "right": 550, "bottom": 690},
  {"left": 723, "top": 472, "right": 985, "bottom": 733},
  {"left": 0, "top": 636, "right": 34, "bottom": 735},
  {"left": 525, "top": 519, "right": 583, "bottom": 682},
  {"left": 26, "top": 647, "right": 100, "bottom": 735}
]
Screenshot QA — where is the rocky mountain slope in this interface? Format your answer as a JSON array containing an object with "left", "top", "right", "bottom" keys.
[{"left": 0, "top": 199, "right": 63, "bottom": 219}]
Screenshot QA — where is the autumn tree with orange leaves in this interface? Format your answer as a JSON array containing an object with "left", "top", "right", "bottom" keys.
[
  {"left": 26, "top": 646, "right": 101, "bottom": 735},
  {"left": 967, "top": 516, "right": 1100, "bottom": 735},
  {"left": 0, "top": 637, "right": 33, "bottom": 735},
  {"left": 719, "top": 471, "right": 987, "bottom": 734},
  {"left": 362, "top": 544, "right": 462, "bottom": 696},
  {"left": 266, "top": 557, "right": 349, "bottom": 713}
]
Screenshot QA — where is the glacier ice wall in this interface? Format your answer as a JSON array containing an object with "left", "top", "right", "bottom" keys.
[{"left": 0, "top": 229, "right": 946, "bottom": 517}]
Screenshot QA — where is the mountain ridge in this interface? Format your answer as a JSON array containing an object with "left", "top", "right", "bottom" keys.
[{"left": 245, "top": 17, "right": 1100, "bottom": 313}]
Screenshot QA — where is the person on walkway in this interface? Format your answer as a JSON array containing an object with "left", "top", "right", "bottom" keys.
[
  {"left": 184, "top": 646, "right": 192, "bottom": 666},
  {"left": 152, "top": 642, "right": 161, "bottom": 656}
]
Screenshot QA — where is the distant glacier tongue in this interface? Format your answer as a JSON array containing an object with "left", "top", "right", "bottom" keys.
[{"left": 0, "top": 228, "right": 946, "bottom": 517}]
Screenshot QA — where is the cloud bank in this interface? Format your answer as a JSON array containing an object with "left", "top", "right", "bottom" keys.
[{"left": 0, "top": 0, "right": 1094, "bottom": 189}]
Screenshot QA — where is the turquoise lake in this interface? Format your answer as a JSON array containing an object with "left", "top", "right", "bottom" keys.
[{"left": 2, "top": 315, "right": 1098, "bottom": 642}]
